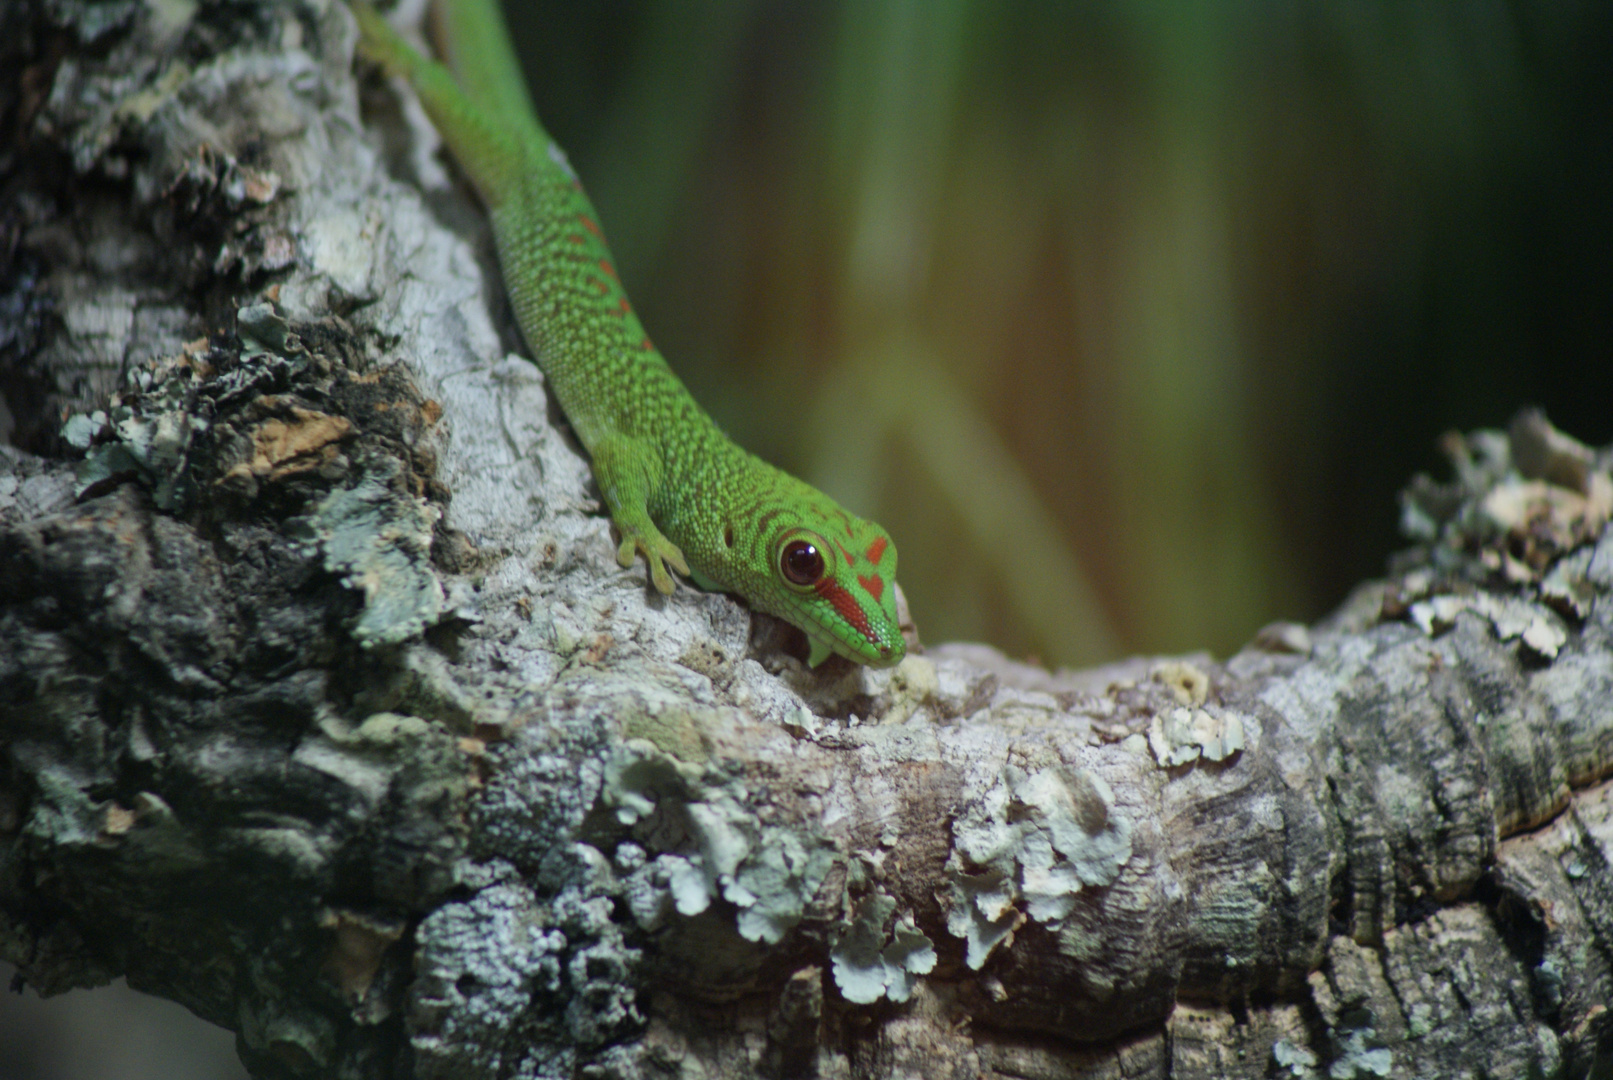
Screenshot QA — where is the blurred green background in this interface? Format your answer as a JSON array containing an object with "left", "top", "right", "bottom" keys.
[
  {"left": 4, "top": 2, "right": 1611, "bottom": 1076},
  {"left": 503, "top": 0, "right": 1613, "bottom": 667}
]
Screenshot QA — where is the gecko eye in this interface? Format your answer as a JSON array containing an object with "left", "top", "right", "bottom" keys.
[{"left": 780, "top": 539, "right": 826, "bottom": 586}]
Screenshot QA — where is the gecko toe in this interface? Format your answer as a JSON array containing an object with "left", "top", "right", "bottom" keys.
[
  {"left": 649, "top": 555, "right": 676, "bottom": 595},
  {"left": 666, "top": 546, "right": 690, "bottom": 578}
]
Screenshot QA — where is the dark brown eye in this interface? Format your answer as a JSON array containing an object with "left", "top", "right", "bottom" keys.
[{"left": 780, "top": 539, "right": 825, "bottom": 586}]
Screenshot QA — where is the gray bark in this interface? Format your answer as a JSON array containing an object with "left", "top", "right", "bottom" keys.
[{"left": 3, "top": 2, "right": 1611, "bottom": 1078}]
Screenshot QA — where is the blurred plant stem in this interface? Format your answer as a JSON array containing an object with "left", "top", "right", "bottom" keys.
[{"left": 808, "top": 0, "right": 1120, "bottom": 664}]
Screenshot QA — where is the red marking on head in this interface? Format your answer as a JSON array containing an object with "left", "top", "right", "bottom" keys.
[
  {"left": 814, "top": 578, "right": 875, "bottom": 644},
  {"left": 591, "top": 278, "right": 609, "bottom": 294},
  {"left": 857, "top": 573, "right": 885, "bottom": 602},
  {"left": 865, "top": 536, "right": 888, "bottom": 565},
  {"left": 599, "top": 260, "right": 618, "bottom": 281},
  {"left": 833, "top": 540, "right": 856, "bottom": 567},
  {"left": 639, "top": 338, "right": 654, "bottom": 351},
  {"left": 578, "top": 214, "right": 602, "bottom": 238},
  {"left": 568, "top": 234, "right": 586, "bottom": 245},
  {"left": 615, "top": 298, "right": 631, "bottom": 316}
]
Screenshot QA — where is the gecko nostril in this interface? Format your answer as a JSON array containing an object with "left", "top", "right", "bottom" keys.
[{"left": 723, "top": 525, "right": 734, "bottom": 548}]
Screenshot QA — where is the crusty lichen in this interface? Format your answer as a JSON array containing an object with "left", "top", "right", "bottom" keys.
[
  {"left": 411, "top": 865, "right": 637, "bottom": 1080},
  {"left": 1393, "top": 412, "right": 1612, "bottom": 665}
]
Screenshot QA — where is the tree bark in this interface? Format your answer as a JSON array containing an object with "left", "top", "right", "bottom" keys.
[{"left": 3, "top": 2, "right": 1611, "bottom": 1078}]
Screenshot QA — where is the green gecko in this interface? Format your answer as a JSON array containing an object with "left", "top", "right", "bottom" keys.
[{"left": 350, "top": 0, "right": 904, "bottom": 667}]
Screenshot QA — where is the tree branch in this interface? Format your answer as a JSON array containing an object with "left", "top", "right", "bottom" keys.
[{"left": 3, "top": 3, "right": 1610, "bottom": 1078}]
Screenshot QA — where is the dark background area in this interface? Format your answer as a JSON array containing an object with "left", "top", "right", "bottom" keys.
[
  {"left": 2, "top": 1, "right": 1610, "bottom": 1076},
  {"left": 503, "top": 0, "right": 1612, "bottom": 664}
]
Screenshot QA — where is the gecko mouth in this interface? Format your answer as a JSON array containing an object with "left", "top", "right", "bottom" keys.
[
  {"left": 801, "top": 612, "right": 902, "bottom": 667},
  {"left": 811, "top": 577, "right": 877, "bottom": 645}
]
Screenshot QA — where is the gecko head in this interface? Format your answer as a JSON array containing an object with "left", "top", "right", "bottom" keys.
[{"left": 760, "top": 511, "right": 905, "bottom": 669}]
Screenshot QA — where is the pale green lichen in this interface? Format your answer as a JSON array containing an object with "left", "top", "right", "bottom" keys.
[
  {"left": 829, "top": 891, "right": 937, "bottom": 1004},
  {"left": 237, "top": 302, "right": 293, "bottom": 354},
  {"left": 1272, "top": 1038, "right": 1320, "bottom": 1077},
  {"left": 946, "top": 763, "right": 1131, "bottom": 968},
  {"left": 1326, "top": 1025, "right": 1393, "bottom": 1078},
  {"left": 309, "top": 456, "right": 444, "bottom": 648},
  {"left": 61, "top": 412, "right": 105, "bottom": 450},
  {"left": 70, "top": 387, "right": 203, "bottom": 508},
  {"left": 602, "top": 737, "right": 836, "bottom": 946},
  {"left": 946, "top": 867, "right": 1022, "bottom": 970}
]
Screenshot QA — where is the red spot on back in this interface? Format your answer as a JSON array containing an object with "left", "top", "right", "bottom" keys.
[
  {"left": 865, "top": 536, "right": 888, "bottom": 565},
  {"left": 599, "top": 260, "right": 618, "bottom": 281},
  {"left": 579, "top": 214, "right": 602, "bottom": 238},
  {"left": 814, "top": 578, "right": 875, "bottom": 644},
  {"left": 857, "top": 574, "right": 885, "bottom": 602}
]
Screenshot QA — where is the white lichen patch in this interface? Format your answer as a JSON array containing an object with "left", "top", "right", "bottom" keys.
[
  {"left": 976, "top": 688, "right": 1072, "bottom": 737},
  {"left": 1539, "top": 550, "right": 1596, "bottom": 621},
  {"left": 878, "top": 654, "right": 939, "bottom": 725},
  {"left": 828, "top": 892, "right": 937, "bottom": 1004},
  {"left": 1481, "top": 477, "right": 1613, "bottom": 545},
  {"left": 296, "top": 202, "right": 386, "bottom": 306},
  {"left": 602, "top": 737, "right": 836, "bottom": 946},
  {"left": 1408, "top": 592, "right": 1570, "bottom": 660},
  {"left": 1147, "top": 706, "right": 1247, "bottom": 767},
  {"left": 1153, "top": 660, "right": 1211, "bottom": 706},
  {"left": 946, "top": 763, "right": 1131, "bottom": 968}
]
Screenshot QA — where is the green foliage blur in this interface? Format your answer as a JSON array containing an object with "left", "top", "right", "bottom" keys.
[{"left": 503, "top": 0, "right": 1612, "bottom": 667}]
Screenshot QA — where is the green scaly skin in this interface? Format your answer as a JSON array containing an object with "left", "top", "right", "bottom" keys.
[{"left": 351, "top": 0, "right": 904, "bottom": 667}]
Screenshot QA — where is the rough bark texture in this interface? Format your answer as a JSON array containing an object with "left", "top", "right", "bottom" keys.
[{"left": 3, "top": 3, "right": 1612, "bottom": 1078}]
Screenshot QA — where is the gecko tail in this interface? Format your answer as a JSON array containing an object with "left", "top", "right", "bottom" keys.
[{"left": 347, "top": 0, "right": 529, "bottom": 208}]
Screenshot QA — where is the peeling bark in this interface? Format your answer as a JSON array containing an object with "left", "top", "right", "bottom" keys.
[{"left": 2, "top": 3, "right": 1611, "bottom": 1079}]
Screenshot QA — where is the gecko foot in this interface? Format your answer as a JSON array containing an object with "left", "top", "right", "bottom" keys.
[{"left": 615, "top": 528, "right": 690, "bottom": 595}]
